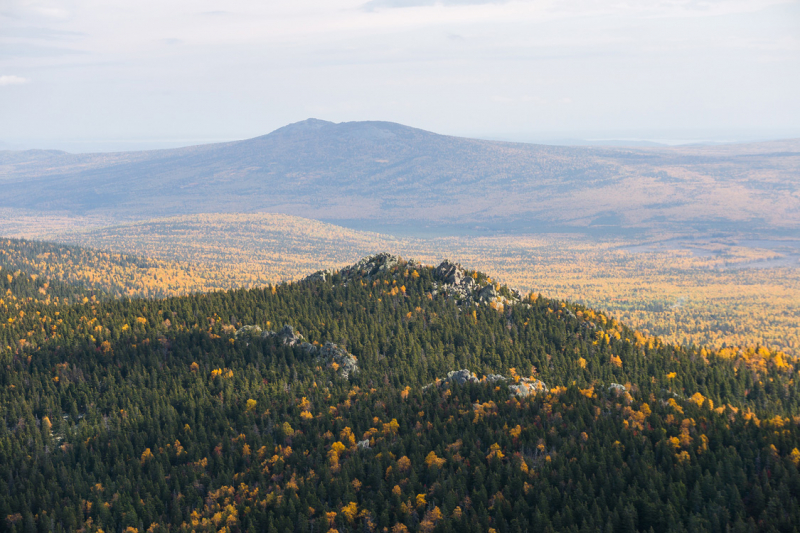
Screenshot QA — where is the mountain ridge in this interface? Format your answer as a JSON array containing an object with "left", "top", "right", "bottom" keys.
[
  {"left": 1, "top": 242, "right": 799, "bottom": 532},
  {"left": 1, "top": 119, "right": 799, "bottom": 236}
]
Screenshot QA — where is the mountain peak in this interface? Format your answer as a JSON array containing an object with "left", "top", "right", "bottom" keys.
[{"left": 274, "top": 118, "right": 336, "bottom": 133}]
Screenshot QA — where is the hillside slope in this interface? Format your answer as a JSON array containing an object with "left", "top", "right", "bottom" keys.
[
  {"left": 1, "top": 253, "right": 798, "bottom": 533},
  {"left": 0, "top": 237, "right": 230, "bottom": 299},
  {"left": 2, "top": 120, "right": 799, "bottom": 235}
]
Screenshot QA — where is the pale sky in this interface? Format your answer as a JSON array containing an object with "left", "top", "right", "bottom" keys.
[{"left": 1, "top": 0, "right": 799, "bottom": 151}]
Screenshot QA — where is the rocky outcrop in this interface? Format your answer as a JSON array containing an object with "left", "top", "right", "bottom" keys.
[
  {"left": 431, "top": 260, "right": 523, "bottom": 308},
  {"left": 477, "top": 284, "right": 497, "bottom": 302},
  {"left": 340, "top": 253, "right": 403, "bottom": 280},
  {"left": 236, "top": 324, "right": 304, "bottom": 346},
  {"left": 237, "top": 324, "right": 359, "bottom": 379},
  {"left": 320, "top": 342, "right": 359, "bottom": 379},
  {"left": 509, "top": 377, "right": 549, "bottom": 398},
  {"left": 300, "top": 340, "right": 359, "bottom": 380},
  {"left": 263, "top": 324, "right": 305, "bottom": 346},
  {"left": 301, "top": 254, "right": 525, "bottom": 310},
  {"left": 609, "top": 383, "right": 627, "bottom": 393},
  {"left": 430, "top": 261, "right": 474, "bottom": 302},
  {"left": 434, "top": 261, "right": 466, "bottom": 286},
  {"left": 424, "top": 369, "right": 547, "bottom": 399},
  {"left": 303, "top": 254, "right": 421, "bottom": 284},
  {"left": 304, "top": 269, "right": 332, "bottom": 283},
  {"left": 446, "top": 369, "right": 479, "bottom": 385},
  {"left": 234, "top": 325, "right": 263, "bottom": 339}
]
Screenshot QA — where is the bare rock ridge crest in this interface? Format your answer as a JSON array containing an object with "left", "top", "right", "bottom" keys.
[{"left": 306, "top": 253, "right": 524, "bottom": 308}]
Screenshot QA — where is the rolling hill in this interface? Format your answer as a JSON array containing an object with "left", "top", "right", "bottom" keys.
[
  {"left": 2, "top": 119, "right": 799, "bottom": 236},
  {"left": 1, "top": 252, "right": 798, "bottom": 532},
  {"left": 1, "top": 213, "right": 796, "bottom": 356}
]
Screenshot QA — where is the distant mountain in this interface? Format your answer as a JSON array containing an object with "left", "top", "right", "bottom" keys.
[{"left": 2, "top": 119, "right": 799, "bottom": 236}]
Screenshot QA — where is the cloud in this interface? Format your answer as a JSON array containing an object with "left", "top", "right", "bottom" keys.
[
  {"left": 33, "top": 6, "right": 70, "bottom": 19},
  {"left": 1, "top": 0, "right": 797, "bottom": 143},
  {"left": 0, "top": 75, "right": 30, "bottom": 86},
  {"left": 0, "top": 0, "right": 72, "bottom": 20},
  {"left": 355, "top": 0, "right": 797, "bottom": 25},
  {"left": 362, "top": 0, "right": 506, "bottom": 10}
]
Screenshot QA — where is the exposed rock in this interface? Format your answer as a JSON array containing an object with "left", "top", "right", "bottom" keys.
[
  {"left": 300, "top": 342, "right": 317, "bottom": 354},
  {"left": 430, "top": 259, "right": 522, "bottom": 309},
  {"left": 340, "top": 253, "right": 402, "bottom": 280},
  {"left": 424, "top": 370, "right": 545, "bottom": 399},
  {"left": 423, "top": 369, "right": 479, "bottom": 390},
  {"left": 435, "top": 261, "right": 464, "bottom": 285},
  {"left": 508, "top": 377, "right": 549, "bottom": 398},
  {"left": 234, "top": 325, "right": 263, "bottom": 339},
  {"left": 303, "top": 269, "right": 332, "bottom": 283},
  {"left": 319, "top": 342, "right": 359, "bottom": 379},
  {"left": 303, "top": 254, "right": 524, "bottom": 311},
  {"left": 264, "top": 324, "right": 305, "bottom": 346},
  {"left": 446, "top": 369, "right": 479, "bottom": 385},
  {"left": 478, "top": 284, "right": 497, "bottom": 302},
  {"left": 357, "top": 439, "right": 370, "bottom": 450},
  {"left": 609, "top": 383, "right": 627, "bottom": 393},
  {"left": 262, "top": 325, "right": 358, "bottom": 380}
]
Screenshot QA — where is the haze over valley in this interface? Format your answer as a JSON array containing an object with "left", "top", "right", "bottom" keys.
[{"left": 3, "top": 119, "right": 799, "bottom": 238}]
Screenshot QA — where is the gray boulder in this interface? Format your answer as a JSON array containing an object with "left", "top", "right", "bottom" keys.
[
  {"left": 435, "top": 261, "right": 465, "bottom": 285},
  {"left": 300, "top": 342, "right": 318, "bottom": 355},
  {"left": 277, "top": 324, "right": 303, "bottom": 346},
  {"left": 478, "top": 284, "right": 497, "bottom": 301},
  {"left": 304, "top": 269, "right": 331, "bottom": 283},
  {"left": 340, "top": 253, "right": 402, "bottom": 280},
  {"left": 509, "top": 377, "right": 549, "bottom": 398},
  {"left": 446, "top": 369, "right": 479, "bottom": 385},
  {"left": 609, "top": 383, "right": 627, "bottom": 393},
  {"left": 234, "top": 325, "right": 263, "bottom": 339},
  {"left": 320, "top": 342, "right": 359, "bottom": 379}
]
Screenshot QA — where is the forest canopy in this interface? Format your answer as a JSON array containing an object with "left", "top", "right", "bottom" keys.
[{"left": 1, "top": 244, "right": 799, "bottom": 533}]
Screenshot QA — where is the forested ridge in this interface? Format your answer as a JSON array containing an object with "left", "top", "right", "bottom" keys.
[
  {"left": 34, "top": 215, "right": 800, "bottom": 356},
  {"left": 0, "top": 238, "right": 210, "bottom": 300},
  {"left": 1, "top": 248, "right": 799, "bottom": 533}
]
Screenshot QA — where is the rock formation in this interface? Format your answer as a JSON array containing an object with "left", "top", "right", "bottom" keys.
[{"left": 424, "top": 368, "right": 548, "bottom": 399}]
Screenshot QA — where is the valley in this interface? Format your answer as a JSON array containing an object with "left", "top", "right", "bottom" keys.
[{"left": 1, "top": 212, "right": 798, "bottom": 356}]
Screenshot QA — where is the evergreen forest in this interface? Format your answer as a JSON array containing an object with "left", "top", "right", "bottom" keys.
[{"left": 1, "top": 242, "right": 799, "bottom": 533}]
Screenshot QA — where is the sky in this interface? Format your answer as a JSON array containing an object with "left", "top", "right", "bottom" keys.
[{"left": 1, "top": 0, "right": 799, "bottom": 152}]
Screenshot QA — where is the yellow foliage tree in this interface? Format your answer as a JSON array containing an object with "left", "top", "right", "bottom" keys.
[
  {"left": 424, "top": 451, "right": 446, "bottom": 469},
  {"left": 340, "top": 502, "right": 358, "bottom": 523}
]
